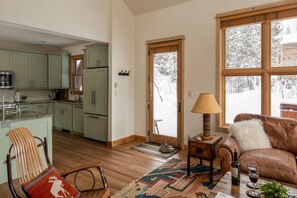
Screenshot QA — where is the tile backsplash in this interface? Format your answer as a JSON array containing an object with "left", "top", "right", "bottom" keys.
[{"left": 0, "top": 89, "right": 53, "bottom": 102}]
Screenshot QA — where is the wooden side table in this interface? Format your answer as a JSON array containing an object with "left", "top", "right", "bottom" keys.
[{"left": 187, "top": 134, "right": 222, "bottom": 182}]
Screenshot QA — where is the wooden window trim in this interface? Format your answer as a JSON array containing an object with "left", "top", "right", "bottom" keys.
[
  {"left": 216, "top": 1, "right": 297, "bottom": 132},
  {"left": 70, "top": 54, "right": 84, "bottom": 95}
]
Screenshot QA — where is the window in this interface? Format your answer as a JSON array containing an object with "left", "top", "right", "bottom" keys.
[
  {"left": 217, "top": 2, "right": 297, "bottom": 129},
  {"left": 70, "top": 55, "right": 84, "bottom": 94}
]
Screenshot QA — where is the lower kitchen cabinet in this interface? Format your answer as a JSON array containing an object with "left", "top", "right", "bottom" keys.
[
  {"left": 84, "top": 114, "right": 107, "bottom": 142},
  {"left": 73, "top": 104, "right": 84, "bottom": 134},
  {"left": 32, "top": 103, "right": 49, "bottom": 114},
  {"left": 54, "top": 103, "right": 73, "bottom": 131}
]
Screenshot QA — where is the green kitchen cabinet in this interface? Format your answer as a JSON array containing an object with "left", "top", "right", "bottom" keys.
[
  {"left": 48, "top": 54, "right": 69, "bottom": 89},
  {"left": 0, "top": 117, "right": 52, "bottom": 184},
  {"left": 85, "top": 44, "right": 108, "bottom": 68},
  {"left": 83, "top": 68, "right": 108, "bottom": 115},
  {"left": 54, "top": 103, "right": 72, "bottom": 131},
  {"left": 0, "top": 50, "right": 13, "bottom": 71},
  {"left": 84, "top": 114, "right": 107, "bottom": 141},
  {"left": 31, "top": 53, "right": 48, "bottom": 88},
  {"left": 13, "top": 51, "right": 31, "bottom": 88},
  {"left": 32, "top": 103, "right": 49, "bottom": 114},
  {"left": 18, "top": 104, "right": 33, "bottom": 112},
  {"left": 13, "top": 52, "right": 48, "bottom": 89},
  {"left": 73, "top": 104, "right": 84, "bottom": 134}
]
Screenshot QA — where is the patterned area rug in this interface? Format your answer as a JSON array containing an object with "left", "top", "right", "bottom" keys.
[
  {"left": 130, "top": 143, "right": 179, "bottom": 159},
  {"left": 112, "top": 158, "right": 222, "bottom": 198}
]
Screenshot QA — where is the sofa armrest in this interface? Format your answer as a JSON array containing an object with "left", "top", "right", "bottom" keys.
[{"left": 216, "top": 136, "right": 240, "bottom": 175}]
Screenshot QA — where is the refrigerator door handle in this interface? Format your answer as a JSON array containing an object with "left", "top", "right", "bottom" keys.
[
  {"left": 94, "top": 91, "right": 96, "bottom": 105},
  {"left": 89, "top": 115, "right": 100, "bottom": 119},
  {"left": 92, "top": 91, "right": 95, "bottom": 105}
]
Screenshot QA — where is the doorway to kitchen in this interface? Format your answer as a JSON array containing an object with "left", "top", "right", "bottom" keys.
[{"left": 146, "top": 36, "right": 184, "bottom": 148}]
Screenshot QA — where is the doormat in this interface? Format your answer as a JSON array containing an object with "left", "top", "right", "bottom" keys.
[
  {"left": 130, "top": 142, "right": 179, "bottom": 159},
  {"left": 111, "top": 158, "right": 222, "bottom": 198}
]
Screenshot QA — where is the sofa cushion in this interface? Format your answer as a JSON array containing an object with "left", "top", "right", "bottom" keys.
[
  {"left": 239, "top": 148, "right": 297, "bottom": 184},
  {"left": 229, "top": 119, "right": 272, "bottom": 153},
  {"left": 263, "top": 120, "right": 297, "bottom": 155}
]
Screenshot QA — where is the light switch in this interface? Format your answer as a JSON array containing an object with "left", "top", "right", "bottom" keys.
[
  {"left": 114, "top": 82, "right": 118, "bottom": 89},
  {"left": 188, "top": 91, "right": 192, "bottom": 97}
]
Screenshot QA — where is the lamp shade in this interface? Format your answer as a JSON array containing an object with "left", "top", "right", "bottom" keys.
[{"left": 191, "top": 93, "right": 222, "bottom": 114}]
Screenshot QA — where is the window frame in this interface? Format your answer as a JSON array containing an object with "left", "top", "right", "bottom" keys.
[
  {"left": 70, "top": 54, "right": 84, "bottom": 95},
  {"left": 216, "top": 2, "right": 297, "bottom": 131}
]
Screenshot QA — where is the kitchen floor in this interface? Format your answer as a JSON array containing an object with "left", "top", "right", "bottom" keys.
[{"left": 0, "top": 130, "right": 189, "bottom": 197}]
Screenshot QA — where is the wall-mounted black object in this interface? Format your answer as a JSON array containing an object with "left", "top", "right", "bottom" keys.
[{"left": 118, "top": 70, "right": 130, "bottom": 76}]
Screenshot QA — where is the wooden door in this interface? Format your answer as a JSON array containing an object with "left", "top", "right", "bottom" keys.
[
  {"left": 83, "top": 69, "right": 95, "bottom": 114},
  {"left": 147, "top": 38, "right": 184, "bottom": 148}
]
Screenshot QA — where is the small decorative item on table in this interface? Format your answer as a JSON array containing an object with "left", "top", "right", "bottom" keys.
[{"left": 187, "top": 134, "right": 222, "bottom": 183}]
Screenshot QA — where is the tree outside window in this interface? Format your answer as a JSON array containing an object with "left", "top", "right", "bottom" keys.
[{"left": 70, "top": 55, "right": 84, "bottom": 94}]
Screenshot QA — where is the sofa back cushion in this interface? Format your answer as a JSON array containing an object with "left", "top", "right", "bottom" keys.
[{"left": 234, "top": 113, "right": 297, "bottom": 155}]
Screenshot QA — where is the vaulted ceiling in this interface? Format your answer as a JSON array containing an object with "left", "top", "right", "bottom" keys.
[{"left": 123, "top": 0, "right": 194, "bottom": 15}]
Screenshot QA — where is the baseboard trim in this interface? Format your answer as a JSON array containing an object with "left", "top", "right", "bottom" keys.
[{"left": 107, "top": 135, "right": 146, "bottom": 148}]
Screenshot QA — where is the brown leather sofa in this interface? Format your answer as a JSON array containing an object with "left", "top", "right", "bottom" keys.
[{"left": 216, "top": 113, "right": 297, "bottom": 186}]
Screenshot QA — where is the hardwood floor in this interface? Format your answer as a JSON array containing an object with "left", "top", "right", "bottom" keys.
[
  {"left": 0, "top": 130, "right": 182, "bottom": 197},
  {"left": 0, "top": 130, "right": 220, "bottom": 197}
]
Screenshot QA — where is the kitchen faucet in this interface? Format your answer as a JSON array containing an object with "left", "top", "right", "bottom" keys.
[{"left": 2, "top": 93, "right": 17, "bottom": 122}]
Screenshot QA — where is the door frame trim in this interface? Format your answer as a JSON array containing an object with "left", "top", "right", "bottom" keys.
[{"left": 146, "top": 36, "right": 185, "bottom": 149}]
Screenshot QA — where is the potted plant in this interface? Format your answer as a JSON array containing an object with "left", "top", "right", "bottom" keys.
[{"left": 260, "top": 181, "right": 296, "bottom": 198}]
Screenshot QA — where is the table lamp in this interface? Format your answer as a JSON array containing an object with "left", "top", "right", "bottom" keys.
[{"left": 191, "top": 93, "right": 222, "bottom": 140}]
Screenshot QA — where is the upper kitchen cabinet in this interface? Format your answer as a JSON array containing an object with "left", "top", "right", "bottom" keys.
[
  {"left": 48, "top": 54, "right": 70, "bottom": 89},
  {"left": 85, "top": 44, "right": 108, "bottom": 68},
  {"left": 13, "top": 52, "right": 48, "bottom": 89},
  {"left": 0, "top": 50, "right": 13, "bottom": 71}
]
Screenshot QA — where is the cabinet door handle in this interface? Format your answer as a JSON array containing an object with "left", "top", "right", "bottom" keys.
[
  {"left": 74, "top": 106, "right": 82, "bottom": 108},
  {"left": 89, "top": 115, "right": 99, "bottom": 119}
]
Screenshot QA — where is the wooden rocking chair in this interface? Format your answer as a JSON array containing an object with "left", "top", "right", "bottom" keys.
[{"left": 5, "top": 127, "right": 110, "bottom": 198}]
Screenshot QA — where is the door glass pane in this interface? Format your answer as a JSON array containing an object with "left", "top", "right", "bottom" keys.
[
  {"left": 225, "top": 23, "right": 261, "bottom": 69},
  {"left": 153, "top": 52, "right": 177, "bottom": 137},
  {"left": 225, "top": 76, "right": 261, "bottom": 124},
  {"left": 271, "top": 18, "right": 297, "bottom": 67},
  {"left": 271, "top": 75, "right": 297, "bottom": 118}
]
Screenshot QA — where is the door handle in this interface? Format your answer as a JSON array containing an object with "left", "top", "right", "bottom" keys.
[
  {"left": 91, "top": 91, "right": 95, "bottom": 105},
  {"left": 89, "top": 115, "right": 99, "bottom": 119},
  {"left": 74, "top": 106, "right": 82, "bottom": 108},
  {"left": 94, "top": 91, "right": 96, "bottom": 105}
]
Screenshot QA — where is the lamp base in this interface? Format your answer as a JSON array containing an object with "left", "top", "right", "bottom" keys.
[{"left": 201, "top": 135, "right": 213, "bottom": 140}]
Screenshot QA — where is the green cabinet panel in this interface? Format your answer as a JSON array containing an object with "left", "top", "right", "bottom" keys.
[
  {"left": 18, "top": 104, "right": 33, "bottom": 112},
  {"left": 48, "top": 54, "right": 69, "bottom": 89},
  {"left": 13, "top": 51, "right": 31, "bottom": 88},
  {"left": 0, "top": 117, "right": 52, "bottom": 184},
  {"left": 54, "top": 103, "right": 72, "bottom": 131},
  {"left": 83, "top": 68, "right": 108, "bottom": 115},
  {"left": 31, "top": 53, "right": 48, "bottom": 88},
  {"left": 85, "top": 44, "right": 108, "bottom": 68},
  {"left": 73, "top": 105, "right": 84, "bottom": 134},
  {"left": 0, "top": 50, "right": 13, "bottom": 71},
  {"left": 32, "top": 103, "right": 49, "bottom": 114},
  {"left": 84, "top": 114, "right": 107, "bottom": 142},
  {"left": 13, "top": 52, "right": 48, "bottom": 89}
]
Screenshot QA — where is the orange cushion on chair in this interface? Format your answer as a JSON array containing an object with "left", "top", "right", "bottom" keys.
[{"left": 22, "top": 166, "right": 80, "bottom": 198}]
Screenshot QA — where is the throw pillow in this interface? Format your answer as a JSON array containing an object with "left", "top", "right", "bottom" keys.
[
  {"left": 229, "top": 118, "right": 272, "bottom": 153},
  {"left": 22, "top": 166, "right": 80, "bottom": 198}
]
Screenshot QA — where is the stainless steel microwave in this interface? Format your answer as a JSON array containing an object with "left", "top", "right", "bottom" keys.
[{"left": 0, "top": 71, "right": 13, "bottom": 88}]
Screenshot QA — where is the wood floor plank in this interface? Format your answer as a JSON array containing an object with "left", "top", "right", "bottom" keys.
[{"left": 0, "top": 130, "right": 220, "bottom": 197}]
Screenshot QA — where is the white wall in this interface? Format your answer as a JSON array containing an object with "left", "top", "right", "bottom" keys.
[
  {"left": 134, "top": 0, "right": 281, "bottom": 143},
  {"left": 110, "top": 0, "right": 135, "bottom": 141},
  {"left": 0, "top": 0, "right": 110, "bottom": 43}
]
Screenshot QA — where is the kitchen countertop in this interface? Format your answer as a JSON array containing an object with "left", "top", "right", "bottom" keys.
[
  {"left": 18, "top": 100, "right": 83, "bottom": 105},
  {"left": 0, "top": 111, "right": 53, "bottom": 124}
]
